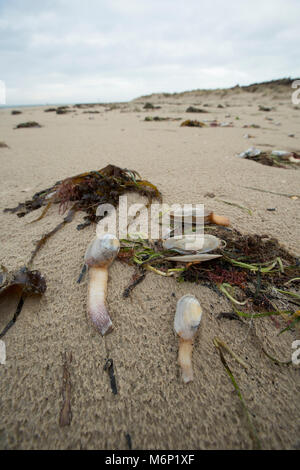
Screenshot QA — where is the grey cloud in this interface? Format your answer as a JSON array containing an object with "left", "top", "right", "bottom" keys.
[{"left": 0, "top": 0, "right": 299, "bottom": 104}]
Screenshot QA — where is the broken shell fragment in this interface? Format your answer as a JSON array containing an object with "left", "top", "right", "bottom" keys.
[
  {"left": 84, "top": 233, "right": 120, "bottom": 336},
  {"left": 174, "top": 295, "right": 202, "bottom": 383}
]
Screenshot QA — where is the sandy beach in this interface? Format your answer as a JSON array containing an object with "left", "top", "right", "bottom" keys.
[{"left": 0, "top": 82, "right": 299, "bottom": 450}]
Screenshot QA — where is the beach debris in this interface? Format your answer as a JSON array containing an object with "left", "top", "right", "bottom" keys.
[
  {"left": 180, "top": 120, "right": 206, "bottom": 127},
  {"left": 186, "top": 106, "right": 207, "bottom": 113},
  {"left": 163, "top": 234, "right": 223, "bottom": 254},
  {"left": 4, "top": 164, "right": 161, "bottom": 261},
  {"left": 104, "top": 358, "right": 118, "bottom": 395},
  {"left": 84, "top": 234, "right": 120, "bottom": 336},
  {"left": 123, "top": 270, "right": 146, "bottom": 298},
  {"left": 11, "top": 110, "right": 22, "bottom": 115},
  {"left": 288, "top": 134, "right": 295, "bottom": 138},
  {"left": 77, "top": 264, "right": 87, "bottom": 284},
  {"left": 216, "top": 199, "right": 252, "bottom": 215},
  {"left": 213, "top": 337, "right": 261, "bottom": 449},
  {"left": 143, "top": 102, "right": 161, "bottom": 110},
  {"left": 166, "top": 253, "right": 222, "bottom": 263},
  {"left": 238, "top": 148, "right": 300, "bottom": 168},
  {"left": 174, "top": 294, "right": 202, "bottom": 383},
  {"left": 170, "top": 207, "right": 230, "bottom": 227},
  {"left": 144, "top": 116, "right": 181, "bottom": 122},
  {"left": 238, "top": 147, "right": 261, "bottom": 158},
  {"left": 44, "top": 108, "right": 57, "bottom": 112},
  {"left": 56, "top": 109, "right": 69, "bottom": 115},
  {"left": 243, "top": 186, "right": 300, "bottom": 199},
  {"left": 59, "top": 351, "right": 73, "bottom": 427},
  {"left": 243, "top": 124, "right": 260, "bottom": 129},
  {"left": 0, "top": 142, "right": 9, "bottom": 149},
  {"left": 125, "top": 433, "right": 132, "bottom": 450},
  {"left": 180, "top": 226, "right": 300, "bottom": 327},
  {"left": 0, "top": 266, "right": 46, "bottom": 339},
  {"left": 83, "top": 110, "right": 100, "bottom": 114},
  {"left": 15, "top": 121, "right": 41, "bottom": 129},
  {"left": 209, "top": 120, "right": 233, "bottom": 127},
  {"left": 259, "top": 105, "right": 272, "bottom": 112}
]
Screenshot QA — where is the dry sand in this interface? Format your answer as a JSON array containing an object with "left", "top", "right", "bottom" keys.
[{"left": 0, "top": 82, "right": 299, "bottom": 449}]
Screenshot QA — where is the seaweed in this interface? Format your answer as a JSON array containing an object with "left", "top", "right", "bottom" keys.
[
  {"left": 15, "top": 121, "right": 41, "bottom": 129},
  {"left": 104, "top": 358, "right": 118, "bottom": 395},
  {"left": 185, "top": 106, "right": 207, "bottom": 113},
  {"left": 0, "top": 266, "right": 46, "bottom": 339},
  {"left": 11, "top": 110, "right": 22, "bottom": 115},
  {"left": 143, "top": 102, "right": 161, "bottom": 110},
  {"left": 244, "top": 151, "right": 300, "bottom": 169},
  {"left": 180, "top": 120, "right": 206, "bottom": 128},
  {"left": 0, "top": 142, "right": 9, "bottom": 149},
  {"left": 144, "top": 116, "right": 181, "bottom": 122},
  {"left": 123, "top": 269, "right": 146, "bottom": 298},
  {"left": 213, "top": 337, "right": 261, "bottom": 449},
  {"left": 4, "top": 164, "right": 162, "bottom": 262},
  {"left": 119, "top": 226, "right": 299, "bottom": 330}
]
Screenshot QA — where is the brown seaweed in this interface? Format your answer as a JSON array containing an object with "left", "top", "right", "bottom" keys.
[
  {"left": 143, "top": 102, "right": 161, "bottom": 110},
  {"left": 180, "top": 120, "right": 206, "bottom": 127},
  {"left": 123, "top": 270, "right": 146, "bottom": 298},
  {"left": 244, "top": 151, "right": 300, "bottom": 169},
  {"left": 185, "top": 106, "right": 207, "bottom": 113},
  {"left": 4, "top": 164, "right": 162, "bottom": 262},
  {"left": 15, "top": 121, "right": 41, "bottom": 129},
  {"left": 0, "top": 266, "right": 46, "bottom": 338}
]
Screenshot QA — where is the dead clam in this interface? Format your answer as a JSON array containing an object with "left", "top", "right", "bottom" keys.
[
  {"left": 169, "top": 207, "right": 230, "bottom": 227},
  {"left": 174, "top": 294, "right": 203, "bottom": 383},
  {"left": 84, "top": 233, "right": 120, "bottom": 336}
]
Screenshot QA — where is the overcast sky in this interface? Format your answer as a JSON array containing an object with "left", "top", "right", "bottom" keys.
[{"left": 0, "top": 0, "right": 299, "bottom": 105}]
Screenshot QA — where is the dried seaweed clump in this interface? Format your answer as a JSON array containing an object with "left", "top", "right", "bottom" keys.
[
  {"left": 5, "top": 164, "right": 161, "bottom": 229},
  {"left": 180, "top": 120, "right": 206, "bottom": 128},
  {"left": 4, "top": 164, "right": 162, "bottom": 263},
  {"left": 244, "top": 151, "right": 300, "bottom": 169},
  {"left": 185, "top": 106, "right": 207, "bottom": 113},
  {"left": 15, "top": 121, "right": 41, "bottom": 129}
]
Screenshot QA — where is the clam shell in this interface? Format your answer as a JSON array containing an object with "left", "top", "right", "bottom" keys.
[
  {"left": 163, "top": 234, "right": 223, "bottom": 254},
  {"left": 166, "top": 254, "right": 222, "bottom": 262},
  {"left": 85, "top": 234, "right": 120, "bottom": 268},
  {"left": 170, "top": 207, "right": 211, "bottom": 225},
  {"left": 174, "top": 294, "right": 202, "bottom": 340}
]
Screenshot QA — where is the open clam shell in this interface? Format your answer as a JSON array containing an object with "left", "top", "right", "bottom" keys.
[{"left": 163, "top": 234, "right": 224, "bottom": 254}]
